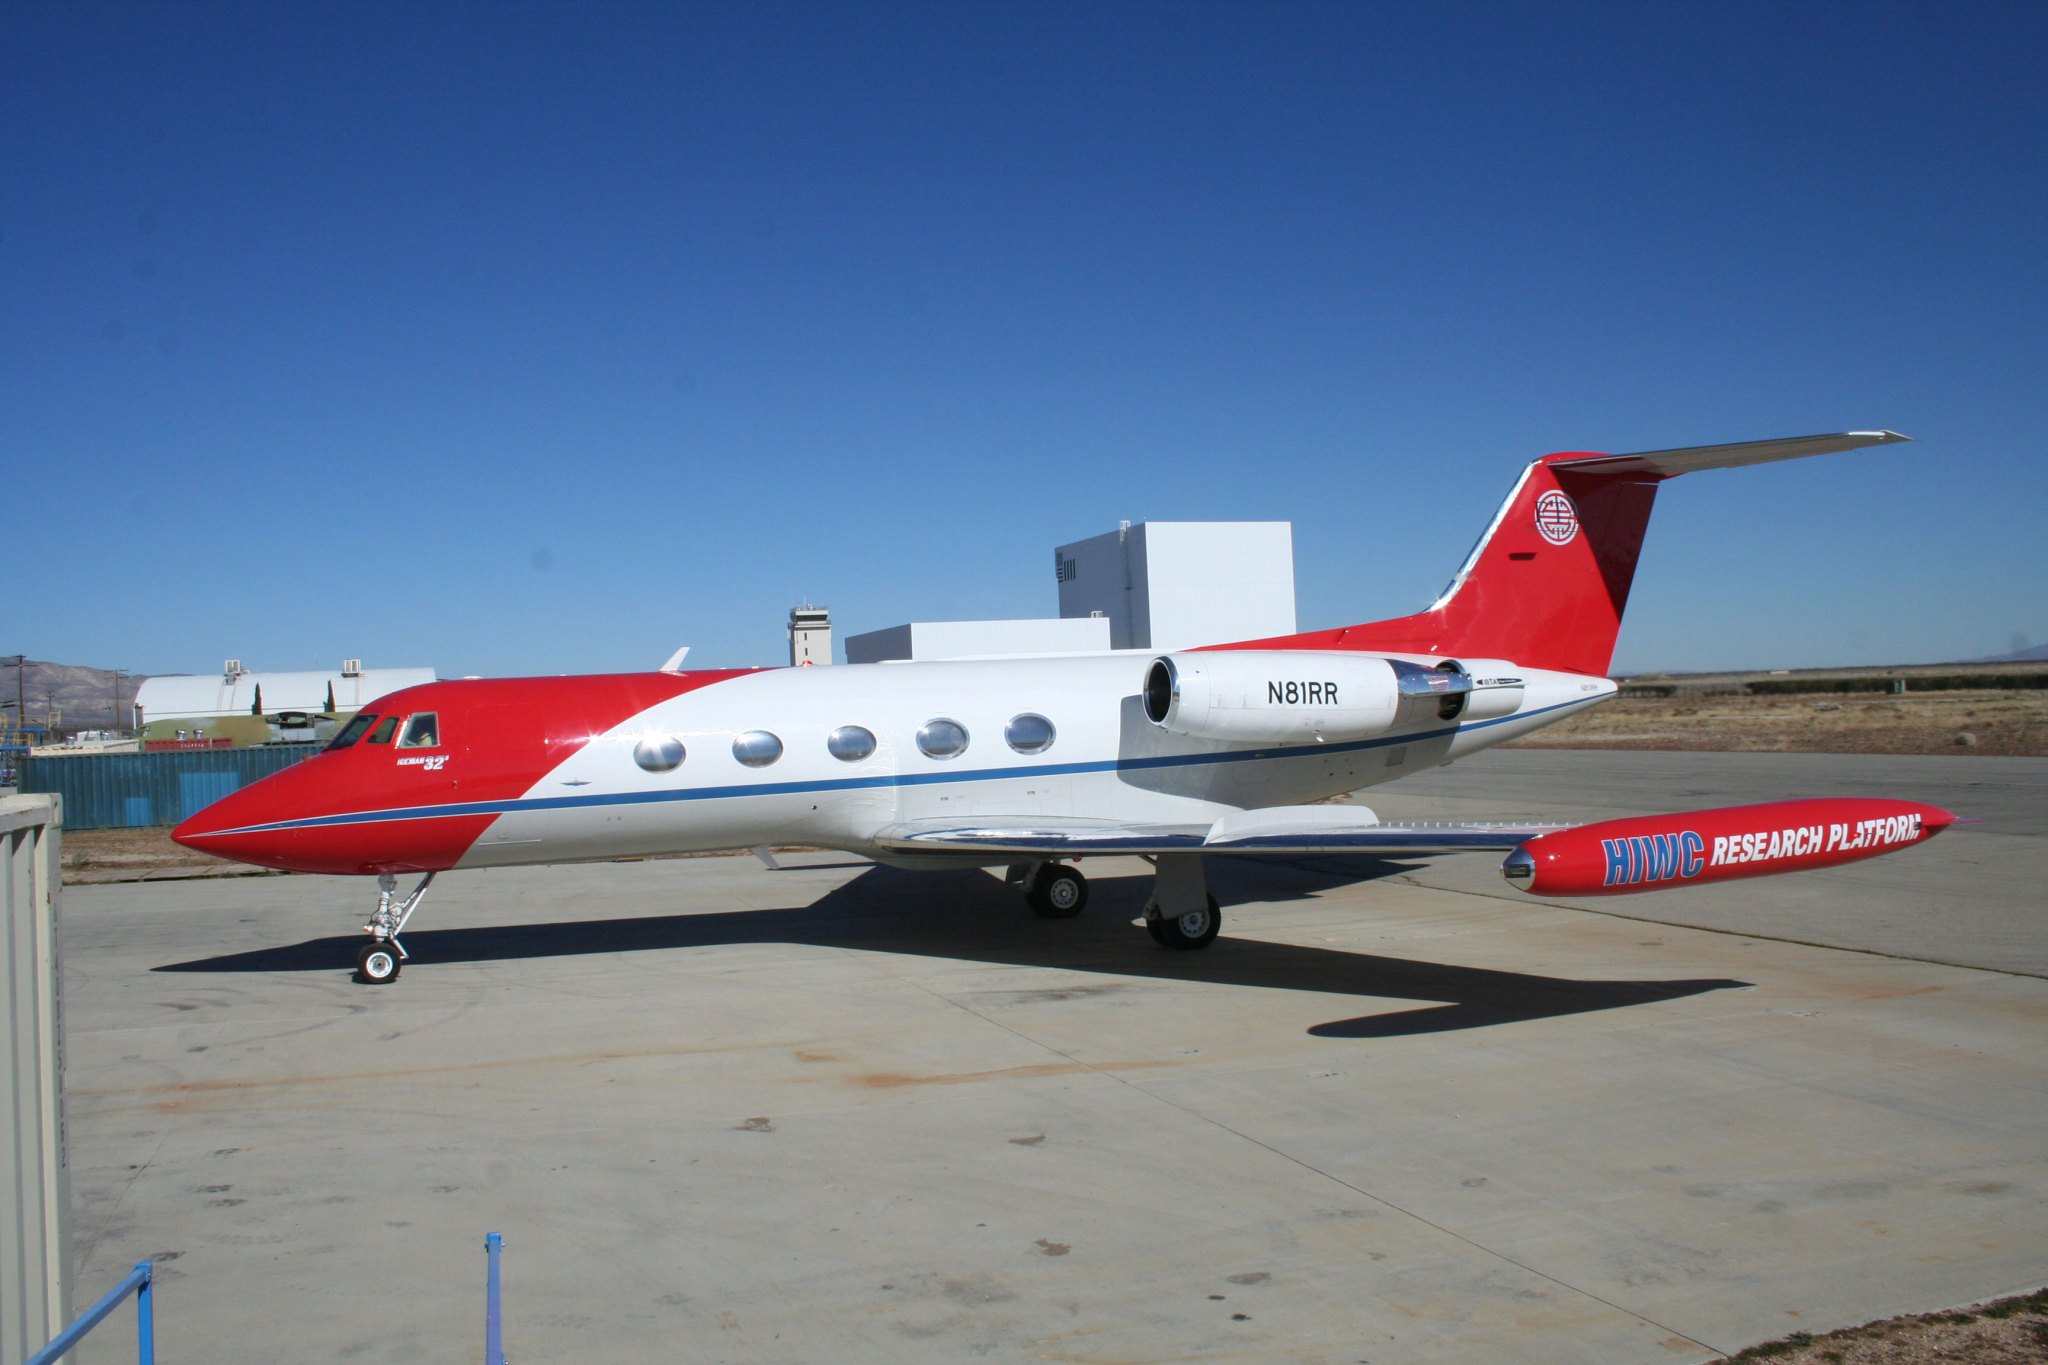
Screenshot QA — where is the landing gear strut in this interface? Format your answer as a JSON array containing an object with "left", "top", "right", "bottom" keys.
[
  {"left": 1143, "top": 855, "right": 1220, "bottom": 950},
  {"left": 358, "top": 872, "right": 435, "bottom": 984}
]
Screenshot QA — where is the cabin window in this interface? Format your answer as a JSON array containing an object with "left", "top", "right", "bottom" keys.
[
  {"left": 1004, "top": 713, "right": 1056, "bottom": 754},
  {"left": 398, "top": 713, "right": 441, "bottom": 749},
  {"left": 327, "top": 714, "right": 377, "bottom": 750},
  {"left": 916, "top": 718, "right": 969, "bottom": 760},
  {"left": 732, "top": 730, "right": 784, "bottom": 768},
  {"left": 367, "top": 716, "right": 400, "bottom": 744},
  {"left": 634, "top": 734, "right": 685, "bottom": 773},
  {"left": 827, "top": 725, "right": 876, "bottom": 762}
]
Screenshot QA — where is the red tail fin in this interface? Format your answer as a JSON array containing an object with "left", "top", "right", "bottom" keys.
[{"left": 1209, "top": 431, "right": 1909, "bottom": 678}]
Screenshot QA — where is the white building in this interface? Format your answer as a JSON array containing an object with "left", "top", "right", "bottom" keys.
[
  {"left": 844, "top": 521, "right": 1296, "bottom": 664},
  {"left": 1055, "top": 521, "right": 1296, "bottom": 650},
  {"left": 845, "top": 617, "right": 1111, "bottom": 664}
]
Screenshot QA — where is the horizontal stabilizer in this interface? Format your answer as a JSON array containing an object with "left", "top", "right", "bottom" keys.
[{"left": 1549, "top": 430, "right": 1909, "bottom": 479}]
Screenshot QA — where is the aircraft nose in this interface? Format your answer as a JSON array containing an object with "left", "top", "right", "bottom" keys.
[{"left": 172, "top": 765, "right": 318, "bottom": 871}]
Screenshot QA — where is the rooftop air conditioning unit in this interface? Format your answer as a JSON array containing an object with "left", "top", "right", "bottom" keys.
[
  {"left": 342, "top": 658, "right": 363, "bottom": 677},
  {"left": 224, "top": 659, "right": 243, "bottom": 678}
]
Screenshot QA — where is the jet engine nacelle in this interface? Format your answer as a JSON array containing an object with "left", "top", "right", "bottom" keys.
[{"left": 1141, "top": 651, "right": 1527, "bottom": 743}]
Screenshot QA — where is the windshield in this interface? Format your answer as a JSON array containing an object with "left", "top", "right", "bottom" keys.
[{"left": 326, "top": 713, "right": 377, "bottom": 751}]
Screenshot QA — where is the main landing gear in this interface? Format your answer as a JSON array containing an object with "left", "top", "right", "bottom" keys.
[
  {"left": 357, "top": 872, "right": 435, "bottom": 984},
  {"left": 1022, "top": 862, "right": 1089, "bottom": 918},
  {"left": 1011, "top": 855, "right": 1222, "bottom": 950},
  {"left": 1140, "top": 854, "right": 1220, "bottom": 950}
]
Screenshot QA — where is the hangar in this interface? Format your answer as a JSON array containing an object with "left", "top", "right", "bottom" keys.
[{"left": 134, "top": 658, "right": 435, "bottom": 750}]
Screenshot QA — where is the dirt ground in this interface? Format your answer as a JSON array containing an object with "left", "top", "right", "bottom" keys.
[
  {"left": 1726, "top": 1288, "right": 2048, "bottom": 1363},
  {"left": 59, "top": 824, "right": 257, "bottom": 882},
  {"left": 1506, "top": 688, "right": 2048, "bottom": 758}
]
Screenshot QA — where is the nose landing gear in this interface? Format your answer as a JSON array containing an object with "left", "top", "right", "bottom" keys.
[
  {"left": 357, "top": 872, "right": 435, "bottom": 984},
  {"left": 356, "top": 941, "right": 401, "bottom": 984}
]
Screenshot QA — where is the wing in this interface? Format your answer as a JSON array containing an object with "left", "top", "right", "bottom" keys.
[{"left": 872, "top": 804, "right": 1568, "bottom": 858}]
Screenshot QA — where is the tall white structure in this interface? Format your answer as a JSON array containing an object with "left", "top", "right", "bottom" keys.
[
  {"left": 788, "top": 606, "right": 832, "bottom": 666},
  {"left": 1055, "top": 521, "right": 1296, "bottom": 650}
]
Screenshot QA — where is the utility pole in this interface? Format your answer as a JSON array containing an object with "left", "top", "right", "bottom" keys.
[
  {"left": 3, "top": 655, "right": 22, "bottom": 728},
  {"left": 113, "top": 669, "right": 125, "bottom": 735}
]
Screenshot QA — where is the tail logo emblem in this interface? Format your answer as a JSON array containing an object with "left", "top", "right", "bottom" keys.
[{"left": 1534, "top": 490, "right": 1579, "bottom": 545}]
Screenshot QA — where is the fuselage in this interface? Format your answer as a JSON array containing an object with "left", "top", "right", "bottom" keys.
[{"left": 172, "top": 653, "right": 1616, "bottom": 876}]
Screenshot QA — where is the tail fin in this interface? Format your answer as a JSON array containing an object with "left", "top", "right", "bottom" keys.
[{"left": 1212, "top": 431, "right": 1909, "bottom": 677}]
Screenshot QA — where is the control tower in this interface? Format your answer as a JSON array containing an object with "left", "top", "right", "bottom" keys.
[{"left": 788, "top": 606, "right": 832, "bottom": 666}]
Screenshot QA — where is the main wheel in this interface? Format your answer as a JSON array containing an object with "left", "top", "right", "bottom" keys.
[
  {"left": 356, "top": 941, "right": 401, "bottom": 984},
  {"left": 1026, "top": 865, "right": 1088, "bottom": 919},
  {"left": 1145, "top": 895, "right": 1221, "bottom": 950}
]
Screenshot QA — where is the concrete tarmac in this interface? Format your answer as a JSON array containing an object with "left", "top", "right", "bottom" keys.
[{"left": 55, "top": 752, "right": 2047, "bottom": 1363}]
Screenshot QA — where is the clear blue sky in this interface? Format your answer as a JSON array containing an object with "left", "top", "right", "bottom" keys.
[{"left": 7, "top": 1, "right": 2043, "bottom": 678}]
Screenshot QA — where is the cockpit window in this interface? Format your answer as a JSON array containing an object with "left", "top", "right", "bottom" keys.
[
  {"left": 367, "top": 716, "right": 400, "bottom": 745},
  {"left": 327, "top": 713, "right": 377, "bottom": 750},
  {"left": 398, "top": 713, "right": 441, "bottom": 749}
]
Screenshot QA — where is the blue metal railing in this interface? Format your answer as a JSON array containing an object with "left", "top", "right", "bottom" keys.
[
  {"left": 31, "top": 1237, "right": 500, "bottom": 1363},
  {"left": 28, "top": 1260, "right": 154, "bottom": 1365},
  {"left": 485, "top": 1232, "right": 506, "bottom": 1365}
]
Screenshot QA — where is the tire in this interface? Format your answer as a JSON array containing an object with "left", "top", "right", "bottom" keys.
[
  {"left": 1145, "top": 895, "right": 1221, "bottom": 950},
  {"left": 356, "top": 942, "right": 401, "bottom": 984},
  {"left": 1026, "top": 866, "right": 1088, "bottom": 919}
]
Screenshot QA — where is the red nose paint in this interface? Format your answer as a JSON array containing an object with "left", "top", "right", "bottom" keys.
[
  {"left": 171, "top": 669, "right": 759, "bottom": 876},
  {"left": 1501, "top": 798, "right": 1957, "bottom": 897}
]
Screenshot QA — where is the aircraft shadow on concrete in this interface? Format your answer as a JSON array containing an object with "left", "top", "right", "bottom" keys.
[{"left": 155, "top": 858, "right": 1747, "bottom": 1038}]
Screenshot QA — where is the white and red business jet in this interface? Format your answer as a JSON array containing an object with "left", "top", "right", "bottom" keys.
[{"left": 175, "top": 430, "right": 1955, "bottom": 983}]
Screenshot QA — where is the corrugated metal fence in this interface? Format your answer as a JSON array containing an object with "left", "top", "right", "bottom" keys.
[{"left": 19, "top": 749, "right": 321, "bottom": 831}]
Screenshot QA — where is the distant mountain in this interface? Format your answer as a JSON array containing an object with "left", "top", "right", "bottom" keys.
[
  {"left": 1969, "top": 644, "right": 2048, "bottom": 663},
  {"left": 1, "top": 661, "right": 152, "bottom": 732}
]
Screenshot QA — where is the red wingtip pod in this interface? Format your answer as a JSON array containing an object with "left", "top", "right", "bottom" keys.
[{"left": 1501, "top": 798, "right": 1957, "bottom": 897}]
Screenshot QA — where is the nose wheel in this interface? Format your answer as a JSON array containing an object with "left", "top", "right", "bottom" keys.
[
  {"left": 356, "top": 941, "right": 401, "bottom": 984},
  {"left": 357, "top": 872, "right": 435, "bottom": 984}
]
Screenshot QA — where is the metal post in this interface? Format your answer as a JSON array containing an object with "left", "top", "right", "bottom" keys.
[
  {"left": 484, "top": 1232, "right": 505, "bottom": 1365},
  {"left": 135, "top": 1260, "right": 155, "bottom": 1365}
]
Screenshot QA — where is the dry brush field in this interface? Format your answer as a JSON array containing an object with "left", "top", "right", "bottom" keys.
[{"left": 1507, "top": 687, "right": 2047, "bottom": 758}]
